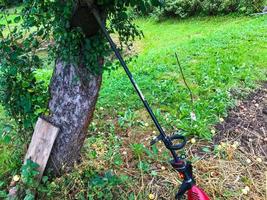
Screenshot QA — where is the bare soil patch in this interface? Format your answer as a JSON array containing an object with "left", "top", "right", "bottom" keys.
[
  {"left": 214, "top": 82, "right": 267, "bottom": 159},
  {"left": 197, "top": 82, "right": 267, "bottom": 199}
]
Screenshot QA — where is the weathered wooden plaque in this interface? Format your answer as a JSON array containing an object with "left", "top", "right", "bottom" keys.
[{"left": 24, "top": 117, "right": 59, "bottom": 178}]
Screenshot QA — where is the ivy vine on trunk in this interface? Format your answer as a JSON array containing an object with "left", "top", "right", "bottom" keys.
[{"left": 0, "top": 0, "right": 161, "bottom": 175}]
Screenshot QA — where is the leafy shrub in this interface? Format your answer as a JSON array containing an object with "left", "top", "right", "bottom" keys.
[
  {"left": 38, "top": 170, "right": 130, "bottom": 199},
  {"left": 238, "top": 0, "right": 265, "bottom": 13},
  {"left": 154, "top": 0, "right": 265, "bottom": 19},
  {"left": 157, "top": 0, "right": 201, "bottom": 18},
  {"left": 0, "top": 37, "right": 49, "bottom": 142},
  {"left": 5, "top": 159, "right": 41, "bottom": 200},
  {"left": 0, "top": 0, "right": 22, "bottom": 7},
  {"left": 87, "top": 172, "right": 128, "bottom": 200},
  {"left": 200, "top": 0, "right": 239, "bottom": 15}
]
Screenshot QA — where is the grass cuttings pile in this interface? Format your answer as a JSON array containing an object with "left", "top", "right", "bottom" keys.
[{"left": 193, "top": 146, "right": 265, "bottom": 200}]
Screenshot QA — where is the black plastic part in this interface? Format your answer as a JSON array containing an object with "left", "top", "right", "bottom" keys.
[
  {"left": 150, "top": 132, "right": 186, "bottom": 150},
  {"left": 175, "top": 180, "right": 192, "bottom": 200},
  {"left": 150, "top": 134, "right": 164, "bottom": 146},
  {"left": 168, "top": 134, "right": 186, "bottom": 150},
  {"left": 171, "top": 160, "right": 196, "bottom": 199}
]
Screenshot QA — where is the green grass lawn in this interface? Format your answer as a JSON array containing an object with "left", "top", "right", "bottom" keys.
[{"left": 98, "top": 15, "right": 267, "bottom": 139}]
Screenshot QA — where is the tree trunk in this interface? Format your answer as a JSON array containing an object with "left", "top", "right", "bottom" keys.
[
  {"left": 42, "top": 2, "right": 105, "bottom": 176},
  {"left": 46, "top": 59, "right": 102, "bottom": 175}
]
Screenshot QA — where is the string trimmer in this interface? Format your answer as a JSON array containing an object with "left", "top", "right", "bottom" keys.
[{"left": 87, "top": 3, "right": 210, "bottom": 200}]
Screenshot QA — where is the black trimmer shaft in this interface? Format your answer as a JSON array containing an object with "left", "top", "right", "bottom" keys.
[
  {"left": 90, "top": 7, "right": 186, "bottom": 160},
  {"left": 86, "top": 4, "right": 213, "bottom": 200}
]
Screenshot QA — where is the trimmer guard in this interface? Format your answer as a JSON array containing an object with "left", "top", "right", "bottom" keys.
[{"left": 188, "top": 186, "right": 211, "bottom": 200}]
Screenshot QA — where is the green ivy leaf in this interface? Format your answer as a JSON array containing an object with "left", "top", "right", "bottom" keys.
[
  {"left": 3, "top": 135, "right": 11, "bottom": 144},
  {"left": 13, "top": 16, "right": 21, "bottom": 23}
]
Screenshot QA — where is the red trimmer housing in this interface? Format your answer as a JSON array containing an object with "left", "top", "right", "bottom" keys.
[
  {"left": 172, "top": 160, "right": 210, "bottom": 200},
  {"left": 188, "top": 186, "right": 210, "bottom": 200}
]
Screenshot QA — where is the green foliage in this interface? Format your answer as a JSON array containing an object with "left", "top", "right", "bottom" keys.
[
  {"left": 21, "top": 159, "right": 40, "bottom": 187},
  {"left": 118, "top": 109, "right": 137, "bottom": 128},
  {"left": 12, "top": 159, "right": 41, "bottom": 199},
  {"left": 238, "top": 0, "right": 265, "bottom": 13},
  {"left": 34, "top": 167, "right": 131, "bottom": 199},
  {"left": 130, "top": 143, "right": 146, "bottom": 158},
  {"left": 0, "top": 106, "right": 22, "bottom": 180},
  {"left": 87, "top": 171, "right": 129, "bottom": 200},
  {"left": 0, "top": 0, "right": 22, "bottom": 7},
  {"left": 153, "top": 0, "right": 265, "bottom": 19},
  {"left": 155, "top": 0, "right": 200, "bottom": 18},
  {"left": 0, "top": 1, "right": 160, "bottom": 142},
  {"left": 0, "top": 8, "right": 49, "bottom": 141},
  {"left": 0, "top": 181, "right": 7, "bottom": 199}
]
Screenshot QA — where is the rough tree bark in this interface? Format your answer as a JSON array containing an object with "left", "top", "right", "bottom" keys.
[
  {"left": 45, "top": 2, "right": 104, "bottom": 175},
  {"left": 46, "top": 60, "right": 102, "bottom": 175}
]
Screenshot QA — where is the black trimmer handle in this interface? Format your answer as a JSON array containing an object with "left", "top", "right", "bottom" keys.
[
  {"left": 150, "top": 131, "right": 186, "bottom": 150},
  {"left": 168, "top": 134, "right": 186, "bottom": 150}
]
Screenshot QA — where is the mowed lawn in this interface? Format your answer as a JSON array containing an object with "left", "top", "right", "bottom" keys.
[
  {"left": 0, "top": 14, "right": 267, "bottom": 199},
  {"left": 82, "top": 15, "right": 267, "bottom": 200},
  {"left": 98, "top": 15, "right": 267, "bottom": 139}
]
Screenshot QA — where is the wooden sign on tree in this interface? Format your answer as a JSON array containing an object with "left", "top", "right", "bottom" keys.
[{"left": 24, "top": 117, "right": 59, "bottom": 179}]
